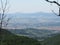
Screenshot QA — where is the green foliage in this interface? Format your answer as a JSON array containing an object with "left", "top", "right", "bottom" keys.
[
  {"left": 0, "top": 29, "right": 41, "bottom": 45},
  {"left": 1, "top": 29, "right": 60, "bottom": 45},
  {"left": 42, "top": 34, "right": 60, "bottom": 45}
]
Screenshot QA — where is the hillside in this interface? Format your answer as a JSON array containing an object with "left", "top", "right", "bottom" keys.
[
  {"left": 8, "top": 28, "right": 60, "bottom": 41},
  {"left": 0, "top": 29, "right": 60, "bottom": 45},
  {"left": 0, "top": 29, "right": 41, "bottom": 45},
  {"left": 42, "top": 34, "right": 60, "bottom": 45}
]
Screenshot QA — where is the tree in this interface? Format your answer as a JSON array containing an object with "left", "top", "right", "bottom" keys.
[
  {"left": 0, "top": 0, "right": 10, "bottom": 45},
  {"left": 45, "top": 0, "right": 60, "bottom": 16},
  {"left": 0, "top": 0, "right": 10, "bottom": 30}
]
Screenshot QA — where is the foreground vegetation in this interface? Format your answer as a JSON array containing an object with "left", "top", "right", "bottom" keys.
[
  {"left": 0, "top": 29, "right": 60, "bottom": 45},
  {"left": 0, "top": 29, "right": 41, "bottom": 45},
  {"left": 42, "top": 33, "right": 60, "bottom": 45}
]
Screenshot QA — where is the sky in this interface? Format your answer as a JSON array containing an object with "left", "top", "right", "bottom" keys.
[{"left": 7, "top": 0, "right": 59, "bottom": 13}]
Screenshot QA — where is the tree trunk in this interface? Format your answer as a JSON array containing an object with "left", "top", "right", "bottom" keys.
[{"left": 59, "top": 7, "right": 60, "bottom": 16}]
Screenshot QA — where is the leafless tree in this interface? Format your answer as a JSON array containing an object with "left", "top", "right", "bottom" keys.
[
  {"left": 45, "top": 0, "right": 60, "bottom": 16},
  {"left": 0, "top": 0, "right": 10, "bottom": 45},
  {"left": 0, "top": 0, "right": 10, "bottom": 30}
]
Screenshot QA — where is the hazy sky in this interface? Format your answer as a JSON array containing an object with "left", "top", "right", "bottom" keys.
[
  {"left": 7, "top": 0, "right": 59, "bottom": 13},
  {"left": 0, "top": 0, "right": 59, "bottom": 13}
]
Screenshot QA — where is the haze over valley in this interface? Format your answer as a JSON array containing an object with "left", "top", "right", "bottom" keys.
[{"left": 6, "top": 12, "right": 60, "bottom": 30}]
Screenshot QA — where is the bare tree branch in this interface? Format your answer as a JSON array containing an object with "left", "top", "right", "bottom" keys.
[
  {"left": 4, "top": 0, "right": 7, "bottom": 10},
  {"left": 46, "top": 0, "right": 60, "bottom": 6},
  {"left": 1, "top": 0, "right": 3, "bottom": 10},
  {"left": 0, "top": 0, "right": 10, "bottom": 29},
  {"left": 51, "top": 10, "right": 58, "bottom": 16},
  {"left": 45, "top": 0, "right": 60, "bottom": 16}
]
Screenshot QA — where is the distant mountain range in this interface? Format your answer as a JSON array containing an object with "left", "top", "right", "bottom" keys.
[{"left": 6, "top": 12, "right": 60, "bottom": 30}]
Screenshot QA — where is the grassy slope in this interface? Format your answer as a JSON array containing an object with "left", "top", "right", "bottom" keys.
[
  {"left": 0, "top": 29, "right": 41, "bottom": 45},
  {"left": 42, "top": 34, "right": 60, "bottom": 45}
]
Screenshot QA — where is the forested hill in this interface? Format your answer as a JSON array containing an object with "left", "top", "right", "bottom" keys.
[
  {"left": 42, "top": 34, "right": 60, "bottom": 45},
  {"left": 0, "top": 29, "right": 41, "bottom": 45},
  {"left": 0, "top": 29, "right": 60, "bottom": 45}
]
